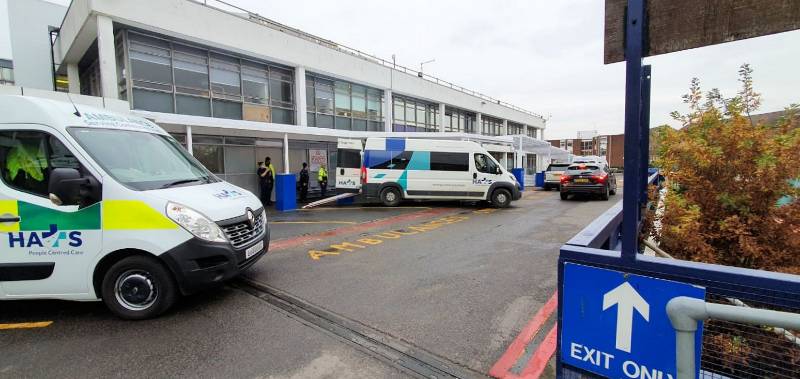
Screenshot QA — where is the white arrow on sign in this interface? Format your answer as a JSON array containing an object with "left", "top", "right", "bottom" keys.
[{"left": 602, "top": 281, "right": 650, "bottom": 353}]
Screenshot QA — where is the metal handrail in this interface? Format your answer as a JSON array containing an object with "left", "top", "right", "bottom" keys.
[
  {"left": 666, "top": 297, "right": 800, "bottom": 379},
  {"left": 189, "top": 0, "right": 544, "bottom": 119}
]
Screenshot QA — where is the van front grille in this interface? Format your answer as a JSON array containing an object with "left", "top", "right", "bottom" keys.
[{"left": 219, "top": 209, "right": 265, "bottom": 249}]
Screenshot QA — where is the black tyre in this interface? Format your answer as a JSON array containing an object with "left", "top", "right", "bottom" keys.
[
  {"left": 610, "top": 186, "right": 617, "bottom": 195},
  {"left": 380, "top": 187, "right": 402, "bottom": 207},
  {"left": 101, "top": 255, "right": 178, "bottom": 320},
  {"left": 543, "top": 185, "right": 551, "bottom": 191},
  {"left": 560, "top": 192, "right": 568, "bottom": 200},
  {"left": 601, "top": 185, "right": 610, "bottom": 201},
  {"left": 491, "top": 188, "right": 512, "bottom": 208}
]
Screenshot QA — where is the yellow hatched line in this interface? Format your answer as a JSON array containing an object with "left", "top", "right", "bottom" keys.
[{"left": 0, "top": 321, "right": 53, "bottom": 330}]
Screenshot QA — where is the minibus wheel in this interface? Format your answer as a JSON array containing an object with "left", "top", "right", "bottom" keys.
[
  {"left": 381, "top": 187, "right": 402, "bottom": 207},
  {"left": 101, "top": 255, "right": 177, "bottom": 320},
  {"left": 491, "top": 188, "right": 512, "bottom": 208}
]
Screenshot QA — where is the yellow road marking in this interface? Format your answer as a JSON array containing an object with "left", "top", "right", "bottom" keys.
[
  {"left": 0, "top": 321, "right": 53, "bottom": 330},
  {"left": 271, "top": 221, "right": 357, "bottom": 225},
  {"left": 308, "top": 214, "right": 470, "bottom": 260}
]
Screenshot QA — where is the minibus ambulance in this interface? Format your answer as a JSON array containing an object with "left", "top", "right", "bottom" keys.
[
  {"left": 337, "top": 137, "right": 521, "bottom": 207},
  {"left": 0, "top": 96, "right": 269, "bottom": 319}
]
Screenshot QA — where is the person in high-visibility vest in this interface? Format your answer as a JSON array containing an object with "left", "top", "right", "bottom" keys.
[
  {"left": 257, "top": 157, "right": 276, "bottom": 206},
  {"left": 317, "top": 164, "right": 328, "bottom": 198}
]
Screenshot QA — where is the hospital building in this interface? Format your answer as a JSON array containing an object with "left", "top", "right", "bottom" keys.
[{"left": 0, "top": 0, "right": 568, "bottom": 197}]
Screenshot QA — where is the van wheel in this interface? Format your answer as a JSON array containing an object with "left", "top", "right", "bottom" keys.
[
  {"left": 491, "top": 188, "right": 512, "bottom": 208},
  {"left": 380, "top": 187, "right": 402, "bottom": 207},
  {"left": 101, "top": 255, "right": 177, "bottom": 320}
]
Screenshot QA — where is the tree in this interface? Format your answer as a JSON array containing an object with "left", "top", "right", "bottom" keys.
[{"left": 651, "top": 64, "right": 800, "bottom": 274}]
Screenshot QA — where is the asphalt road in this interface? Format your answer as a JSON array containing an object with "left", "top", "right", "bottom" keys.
[{"left": 0, "top": 188, "right": 621, "bottom": 379}]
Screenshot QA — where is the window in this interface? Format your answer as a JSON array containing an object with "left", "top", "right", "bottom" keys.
[
  {"left": 129, "top": 37, "right": 173, "bottom": 89},
  {"left": 430, "top": 152, "right": 468, "bottom": 171},
  {"left": 392, "top": 96, "right": 437, "bottom": 132},
  {"left": 365, "top": 150, "right": 411, "bottom": 170},
  {"left": 176, "top": 95, "right": 210, "bottom": 116},
  {"left": 242, "top": 62, "right": 268, "bottom": 104},
  {"left": 210, "top": 53, "right": 241, "bottom": 99},
  {"left": 123, "top": 31, "right": 295, "bottom": 122},
  {"left": 351, "top": 85, "right": 367, "bottom": 119},
  {"left": 0, "top": 67, "right": 14, "bottom": 85},
  {"left": 314, "top": 78, "right": 334, "bottom": 114},
  {"left": 474, "top": 153, "right": 499, "bottom": 174},
  {"left": 0, "top": 130, "right": 82, "bottom": 198},
  {"left": 335, "top": 82, "right": 351, "bottom": 117},
  {"left": 526, "top": 155, "right": 537, "bottom": 175},
  {"left": 306, "top": 74, "right": 382, "bottom": 130},
  {"left": 367, "top": 89, "right": 381, "bottom": 120},
  {"left": 337, "top": 149, "right": 362, "bottom": 168},
  {"left": 173, "top": 46, "right": 209, "bottom": 96},
  {"left": 70, "top": 128, "right": 217, "bottom": 191},
  {"left": 133, "top": 88, "right": 174, "bottom": 113}
]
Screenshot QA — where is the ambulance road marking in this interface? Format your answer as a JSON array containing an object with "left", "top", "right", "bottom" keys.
[
  {"left": 0, "top": 321, "right": 53, "bottom": 330},
  {"left": 269, "top": 207, "right": 457, "bottom": 252},
  {"left": 308, "top": 208, "right": 496, "bottom": 260}
]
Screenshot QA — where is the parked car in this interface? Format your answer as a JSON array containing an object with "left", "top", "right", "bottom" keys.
[
  {"left": 543, "top": 163, "right": 571, "bottom": 191},
  {"left": 560, "top": 163, "right": 617, "bottom": 201}
]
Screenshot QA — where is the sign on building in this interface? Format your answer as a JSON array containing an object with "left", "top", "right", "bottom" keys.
[
  {"left": 309, "top": 149, "right": 328, "bottom": 172},
  {"left": 561, "top": 263, "right": 705, "bottom": 379}
]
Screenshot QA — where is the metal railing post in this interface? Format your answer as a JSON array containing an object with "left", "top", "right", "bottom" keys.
[{"left": 667, "top": 296, "right": 800, "bottom": 379}]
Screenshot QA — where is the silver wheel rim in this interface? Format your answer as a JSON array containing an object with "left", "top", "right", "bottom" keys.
[
  {"left": 497, "top": 193, "right": 508, "bottom": 204},
  {"left": 115, "top": 270, "right": 158, "bottom": 311},
  {"left": 386, "top": 191, "right": 396, "bottom": 202}
]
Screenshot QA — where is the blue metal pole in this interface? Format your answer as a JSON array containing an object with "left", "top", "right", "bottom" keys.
[
  {"left": 640, "top": 65, "right": 652, "bottom": 209},
  {"left": 621, "top": 0, "right": 646, "bottom": 260}
]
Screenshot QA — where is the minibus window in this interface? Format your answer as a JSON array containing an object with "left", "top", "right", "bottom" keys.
[
  {"left": 337, "top": 149, "right": 362, "bottom": 169},
  {"left": 69, "top": 127, "right": 219, "bottom": 191},
  {"left": 0, "top": 130, "right": 83, "bottom": 198},
  {"left": 474, "top": 153, "right": 499, "bottom": 174},
  {"left": 430, "top": 152, "right": 469, "bottom": 171}
]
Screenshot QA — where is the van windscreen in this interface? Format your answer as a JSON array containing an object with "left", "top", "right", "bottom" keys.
[{"left": 337, "top": 149, "right": 362, "bottom": 169}]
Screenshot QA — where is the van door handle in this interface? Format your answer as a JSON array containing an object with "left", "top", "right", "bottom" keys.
[
  {"left": 473, "top": 173, "right": 477, "bottom": 179},
  {"left": 340, "top": 169, "right": 344, "bottom": 175},
  {"left": 0, "top": 216, "right": 21, "bottom": 223}
]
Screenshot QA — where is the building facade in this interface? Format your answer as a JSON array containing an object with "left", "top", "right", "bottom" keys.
[{"left": 4, "top": 0, "right": 566, "bottom": 196}]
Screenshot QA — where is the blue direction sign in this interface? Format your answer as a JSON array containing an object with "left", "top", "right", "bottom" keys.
[{"left": 561, "top": 263, "right": 705, "bottom": 379}]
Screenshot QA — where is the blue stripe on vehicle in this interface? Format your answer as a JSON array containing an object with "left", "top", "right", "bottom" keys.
[
  {"left": 373, "top": 173, "right": 386, "bottom": 179},
  {"left": 386, "top": 138, "right": 405, "bottom": 152},
  {"left": 406, "top": 151, "right": 430, "bottom": 170}
]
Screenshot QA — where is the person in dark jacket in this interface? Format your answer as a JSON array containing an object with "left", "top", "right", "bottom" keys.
[{"left": 298, "top": 162, "right": 309, "bottom": 202}]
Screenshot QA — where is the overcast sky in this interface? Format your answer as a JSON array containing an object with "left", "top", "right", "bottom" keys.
[
  {"left": 220, "top": 0, "right": 799, "bottom": 139},
  {"left": 27, "top": 0, "right": 800, "bottom": 139}
]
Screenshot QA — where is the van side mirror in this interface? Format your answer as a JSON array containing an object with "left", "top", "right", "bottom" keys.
[
  {"left": 48, "top": 168, "right": 89, "bottom": 206},
  {"left": 495, "top": 166, "right": 502, "bottom": 175}
]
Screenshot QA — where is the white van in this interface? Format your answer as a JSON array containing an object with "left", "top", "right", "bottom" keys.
[
  {"left": 0, "top": 96, "right": 269, "bottom": 319},
  {"left": 337, "top": 137, "right": 521, "bottom": 207}
]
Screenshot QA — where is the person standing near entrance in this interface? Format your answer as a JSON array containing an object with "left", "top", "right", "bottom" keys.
[
  {"left": 258, "top": 157, "right": 276, "bottom": 206},
  {"left": 318, "top": 163, "right": 328, "bottom": 198},
  {"left": 298, "top": 162, "right": 309, "bottom": 202}
]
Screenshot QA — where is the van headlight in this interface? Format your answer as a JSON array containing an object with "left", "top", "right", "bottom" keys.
[{"left": 166, "top": 202, "right": 228, "bottom": 243}]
